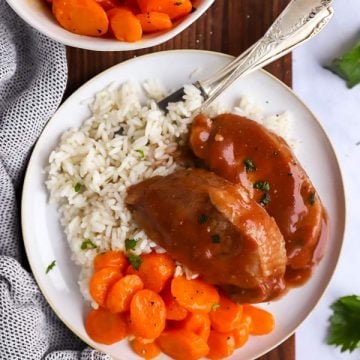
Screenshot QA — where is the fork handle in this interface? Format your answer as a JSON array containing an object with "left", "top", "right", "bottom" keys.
[{"left": 199, "top": 0, "right": 334, "bottom": 111}]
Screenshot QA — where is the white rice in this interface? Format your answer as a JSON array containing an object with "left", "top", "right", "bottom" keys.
[{"left": 46, "top": 80, "right": 291, "bottom": 303}]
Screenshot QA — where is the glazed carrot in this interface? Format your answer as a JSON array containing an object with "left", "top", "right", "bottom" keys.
[
  {"left": 207, "top": 330, "right": 235, "bottom": 359},
  {"left": 108, "top": 7, "right": 142, "bottom": 42},
  {"left": 171, "top": 276, "right": 219, "bottom": 313},
  {"left": 162, "top": 286, "right": 188, "bottom": 321},
  {"left": 232, "top": 321, "right": 250, "bottom": 348},
  {"left": 95, "top": 0, "right": 118, "bottom": 10},
  {"left": 130, "top": 289, "right": 166, "bottom": 339},
  {"left": 243, "top": 304, "right": 275, "bottom": 335},
  {"left": 94, "top": 250, "right": 129, "bottom": 272},
  {"left": 89, "top": 267, "right": 122, "bottom": 306},
  {"left": 137, "top": 12, "right": 172, "bottom": 33},
  {"left": 85, "top": 308, "right": 127, "bottom": 345},
  {"left": 157, "top": 329, "right": 209, "bottom": 360},
  {"left": 130, "top": 337, "right": 161, "bottom": 359},
  {"left": 136, "top": 0, "right": 192, "bottom": 20},
  {"left": 106, "top": 274, "right": 144, "bottom": 313},
  {"left": 180, "top": 312, "right": 211, "bottom": 341},
  {"left": 52, "top": 0, "right": 109, "bottom": 36},
  {"left": 138, "top": 253, "right": 175, "bottom": 293},
  {"left": 209, "top": 295, "right": 243, "bottom": 333}
]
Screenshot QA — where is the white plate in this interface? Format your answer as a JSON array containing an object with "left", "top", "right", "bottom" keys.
[
  {"left": 5, "top": 0, "right": 214, "bottom": 51},
  {"left": 21, "top": 50, "right": 346, "bottom": 360}
]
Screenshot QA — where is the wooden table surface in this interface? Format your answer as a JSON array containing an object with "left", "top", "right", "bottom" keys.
[{"left": 66, "top": 0, "right": 295, "bottom": 358}]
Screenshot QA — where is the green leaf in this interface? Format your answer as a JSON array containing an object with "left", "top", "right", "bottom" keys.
[
  {"left": 198, "top": 214, "right": 209, "bottom": 224},
  {"left": 45, "top": 260, "right": 56, "bottom": 274},
  {"left": 254, "top": 180, "right": 270, "bottom": 192},
  {"left": 244, "top": 158, "right": 256, "bottom": 172},
  {"left": 125, "top": 238, "right": 137, "bottom": 251},
  {"left": 259, "top": 193, "right": 271, "bottom": 207},
  {"left": 74, "top": 183, "right": 82, "bottom": 192},
  {"left": 327, "top": 295, "right": 360, "bottom": 352},
  {"left": 211, "top": 234, "right": 221, "bottom": 244},
  {"left": 135, "top": 149, "right": 145, "bottom": 159},
  {"left": 325, "top": 42, "right": 360, "bottom": 88},
  {"left": 128, "top": 254, "right": 142, "bottom": 270},
  {"left": 80, "top": 239, "right": 97, "bottom": 250},
  {"left": 211, "top": 303, "right": 220, "bottom": 312}
]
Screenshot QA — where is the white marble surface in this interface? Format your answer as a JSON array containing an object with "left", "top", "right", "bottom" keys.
[{"left": 293, "top": 0, "right": 360, "bottom": 359}]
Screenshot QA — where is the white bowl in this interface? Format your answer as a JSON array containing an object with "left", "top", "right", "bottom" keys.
[{"left": 5, "top": 0, "right": 214, "bottom": 51}]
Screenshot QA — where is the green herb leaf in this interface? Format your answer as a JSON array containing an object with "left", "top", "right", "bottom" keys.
[
  {"left": 325, "top": 42, "right": 360, "bottom": 88},
  {"left": 198, "top": 214, "right": 209, "bottom": 224},
  {"left": 125, "top": 238, "right": 137, "bottom": 251},
  {"left": 244, "top": 158, "right": 256, "bottom": 172},
  {"left": 327, "top": 295, "right": 360, "bottom": 352},
  {"left": 259, "top": 193, "right": 271, "bottom": 207},
  {"left": 254, "top": 181, "right": 270, "bottom": 192},
  {"left": 74, "top": 183, "right": 81, "bottom": 192},
  {"left": 309, "top": 192, "right": 316, "bottom": 205},
  {"left": 45, "top": 260, "right": 56, "bottom": 274},
  {"left": 80, "top": 239, "right": 97, "bottom": 250},
  {"left": 135, "top": 149, "right": 145, "bottom": 159},
  {"left": 128, "top": 254, "right": 142, "bottom": 270},
  {"left": 211, "top": 234, "right": 221, "bottom": 244},
  {"left": 211, "top": 303, "right": 220, "bottom": 312}
]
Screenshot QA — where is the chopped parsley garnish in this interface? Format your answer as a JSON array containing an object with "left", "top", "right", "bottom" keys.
[
  {"left": 259, "top": 193, "right": 271, "bottom": 207},
  {"left": 45, "top": 260, "right": 56, "bottom": 274},
  {"left": 309, "top": 192, "right": 316, "bottom": 205},
  {"left": 74, "top": 183, "right": 81, "bottom": 192},
  {"left": 80, "top": 239, "right": 97, "bottom": 250},
  {"left": 244, "top": 158, "right": 256, "bottom": 172},
  {"left": 211, "top": 303, "right": 220, "bottom": 312},
  {"left": 198, "top": 214, "right": 209, "bottom": 224},
  {"left": 128, "top": 254, "right": 142, "bottom": 270},
  {"left": 125, "top": 238, "right": 138, "bottom": 251},
  {"left": 327, "top": 295, "right": 360, "bottom": 352},
  {"left": 135, "top": 149, "right": 145, "bottom": 159},
  {"left": 211, "top": 234, "right": 221, "bottom": 244},
  {"left": 254, "top": 181, "right": 270, "bottom": 192}
]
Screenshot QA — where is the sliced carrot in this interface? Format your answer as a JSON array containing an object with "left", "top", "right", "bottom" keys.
[
  {"left": 52, "top": 0, "right": 109, "bottom": 36},
  {"left": 130, "top": 289, "right": 166, "bottom": 339},
  {"left": 106, "top": 274, "right": 144, "bottom": 313},
  {"left": 207, "top": 330, "right": 235, "bottom": 359},
  {"left": 162, "top": 285, "right": 188, "bottom": 321},
  {"left": 157, "top": 329, "right": 209, "bottom": 360},
  {"left": 94, "top": 250, "right": 129, "bottom": 272},
  {"left": 179, "top": 312, "right": 211, "bottom": 341},
  {"left": 137, "top": 11, "right": 172, "bottom": 33},
  {"left": 136, "top": 0, "right": 192, "bottom": 20},
  {"left": 171, "top": 276, "right": 219, "bottom": 313},
  {"left": 108, "top": 7, "right": 142, "bottom": 42},
  {"left": 243, "top": 304, "right": 275, "bottom": 335},
  {"left": 130, "top": 337, "right": 161, "bottom": 359},
  {"left": 209, "top": 295, "right": 243, "bottom": 333},
  {"left": 138, "top": 253, "right": 175, "bottom": 293},
  {"left": 232, "top": 321, "right": 250, "bottom": 349},
  {"left": 85, "top": 307, "right": 127, "bottom": 345},
  {"left": 95, "top": 0, "right": 119, "bottom": 10},
  {"left": 89, "top": 267, "right": 122, "bottom": 307}
]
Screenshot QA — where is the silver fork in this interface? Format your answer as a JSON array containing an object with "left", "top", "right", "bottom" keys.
[{"left": 157, "top": 0, "right": 334, "bottom": 112}]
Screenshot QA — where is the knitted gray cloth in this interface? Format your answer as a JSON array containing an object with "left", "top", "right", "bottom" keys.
[{"left": 0, "top": 2, "right": 109, "bottom": 359}]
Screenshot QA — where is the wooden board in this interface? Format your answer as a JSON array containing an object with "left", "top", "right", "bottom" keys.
[{"left": 65, "top": 0, "right": 295, "bottom": 358}]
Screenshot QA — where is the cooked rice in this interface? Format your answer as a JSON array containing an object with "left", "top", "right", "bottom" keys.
[{"left": 46, "top": 80, "right": 292, "bottom": 303}]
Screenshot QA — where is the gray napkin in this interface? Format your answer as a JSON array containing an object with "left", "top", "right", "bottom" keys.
[{"left": 0, "top": 1, "right": 109, "bottom": 359}]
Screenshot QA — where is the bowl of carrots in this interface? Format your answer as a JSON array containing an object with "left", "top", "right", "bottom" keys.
[{"left": 5, "top": 0, "right": 214, "bottom": 51}]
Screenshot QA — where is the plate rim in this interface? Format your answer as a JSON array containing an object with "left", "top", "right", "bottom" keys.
[{"left": 21, "top": 49, "right": 347, "bottom": 360}]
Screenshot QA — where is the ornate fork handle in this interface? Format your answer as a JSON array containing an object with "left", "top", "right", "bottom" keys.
[{"left": 198, "top": 0, "right": 334, "bottom": 110}]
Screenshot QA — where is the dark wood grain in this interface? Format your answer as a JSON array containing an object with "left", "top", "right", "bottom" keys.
[{"left": 66, "top": 1, "right": 294, "bottom": 358}]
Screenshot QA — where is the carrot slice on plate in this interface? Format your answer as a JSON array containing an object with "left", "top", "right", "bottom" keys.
[
  {"left": 95, "top": 0, "right": 119, "bottom": 10},
  {"left": 89, "top": 267, "right": 122, "bottom": 306},
  {"left": 171, "top": 276, "right": 220, "bottom": 313},
  {"left": 137, "top": 12, "right": 172, "bottom": 33},
  {"left": 232, "top": 321, "right": 250, "bottom": 348},
  {"left": 85, "top": 307, "right": 127, "bottom": 345},
  {"left": 179, "top": 312, "right": 211, "bottom": 341},
  {"left": 157, "top": 329, "right": 209, "bottom": 360},
  {"left": 106, "top": 274, "right": 144, "bottom": 313},
  {"left": 207, "top": 330, "right": 235, "bottom": 359},
  {"left": 209, "top": 295, "right": 243, "bottom": 333},
  {"left": 108, "top": 7, "right": 142, "bottom": 42},
  {"left": 52, "top": 0, "right": 109, "bottom": 36},
  {"left": 130, "top": 289, "right": 166, "bottom": 339},
  {"left": 94, "top": 250, "right": 129, "bottom": 272},
  {"left": 130, "top": 337, "right": 161, "bottom": 359},
  {"left": 243, "top": 304, "right": 275, "bottom": 335},
  {"left": 162, "top": 285, "right": 188, "bottom": 321},
  {"left": 136, "top": 0, "right": 192, "bottom": 20},
  {"left": 138, "top": 253, "right": 175, "bottom": 293}
]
